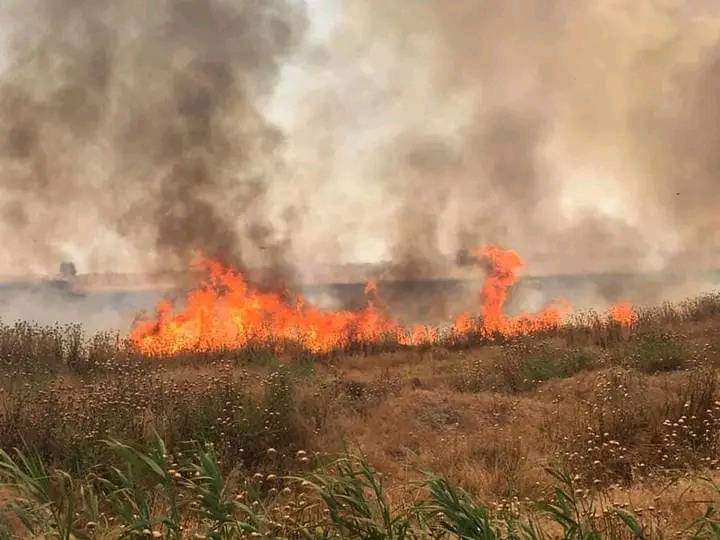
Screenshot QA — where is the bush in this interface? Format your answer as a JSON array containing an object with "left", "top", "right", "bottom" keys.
[
  {"left": 500, "top": 341, "right": 597, "bottom": 392},
  {"left": 621, "top": 333, "right": 686, "bottom": 373},
  {"left": 0, "top": 361, "right": 307, "bottom": 474},
  {"left": 558, "top": 369, "right": 720, "bottom": 486}
]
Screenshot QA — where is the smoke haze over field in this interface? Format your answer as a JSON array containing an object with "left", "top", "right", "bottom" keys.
[
  {"left": 275, "top": 0, "right": 720, "bottom": 279},
  {"left": 0, "top": 0, "right": 720, "bottom": 303}
]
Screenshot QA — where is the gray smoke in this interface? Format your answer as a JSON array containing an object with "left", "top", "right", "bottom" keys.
[
  {"left": 274, "top": 0, "right": 720, "bottom": 305},
  {"left": 0, "top": 0, "right": 305, "bottom": 280}
]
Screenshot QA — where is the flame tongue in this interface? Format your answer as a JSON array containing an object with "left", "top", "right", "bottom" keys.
[
  {"left": 130, "top": 245, "right": 573, "bottom": 356},
  {"left": 477, "top": 245, "right": 524, "bottom": 334},
  {"left": 471, "top": 245, "right": 570, "bottom": 337}
]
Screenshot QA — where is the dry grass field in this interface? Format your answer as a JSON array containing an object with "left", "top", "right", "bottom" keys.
[{"left": 2, "top": 293, "right": 720, "bottom": 537}]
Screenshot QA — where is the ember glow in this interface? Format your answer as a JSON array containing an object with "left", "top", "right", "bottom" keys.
[{"left": 130, "top": 245, "right": 571, "bottom": 356}]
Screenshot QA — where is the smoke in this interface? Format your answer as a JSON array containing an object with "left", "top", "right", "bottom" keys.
[
  {"left": 2, "top": 0, "right": 720, "bottom": 322},
  {"left": 277, "top": 0, "right": 720, "bottom": 299},
  {"left": 0, "top": 0, "right": 306, "bottom": 278}
]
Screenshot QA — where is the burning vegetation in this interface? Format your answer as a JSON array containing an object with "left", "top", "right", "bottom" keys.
[{"left": 131, "top": 244, "right": 631, "bottom": 356}]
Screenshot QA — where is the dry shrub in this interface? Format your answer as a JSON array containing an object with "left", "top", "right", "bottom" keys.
[
  {"left": 0, "top": 321, "right": 133, "bottom": 376},
  {"left": 557, "top": 369, "right": 650, "bottom": 486},
  {"left": 688, "top": 292, "right": 720, "bottom": 320},
  {"left": 561, "top": 310, "right": 625, "bottom": 348},
  {"left": 654, "top": 368, "right": 720, "bottom": 469},
  {"left": 611, "top": 332, "right": 688, "bottom": 373},
  {"left": 0, "top": 362, "right": 308, "bottom": 474},
  {"left": 557, "top": 368, "right": 720, "bottom": 488},
  {"left": 452, "top": 339, "right": 598, "bottom": 393},
  {"left": 464, "top": 435, "right": 529, "bottom": 498}
]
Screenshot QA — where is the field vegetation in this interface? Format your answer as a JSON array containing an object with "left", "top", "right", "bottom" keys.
[{"left": 2, "top": 293, "right": 720, "bottom": 537}]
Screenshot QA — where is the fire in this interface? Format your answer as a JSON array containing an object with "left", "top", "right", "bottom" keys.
[
  {"left": 130, "top": 258, "right": 401, "bottom": 355},
  {"left": 609, "top": 301, "right": 636, "bottom": 327},
  {"left": 131, "top": 245, "right": 570, "bottom": 356},
  {"left": 452, "top": 313, "right": 473, "bottom": 335},
  {"left": 478, "top": 245, "right": 524, "bottom": 333},
  {"left": 471, "top": 245, "right": 570, "bottom": 336}
]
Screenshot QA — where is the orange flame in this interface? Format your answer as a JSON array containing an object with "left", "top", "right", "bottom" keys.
[
  {"left": 470, "top": 245, "right": 571, "bottom": 337},
  {"left": 609, "top": 301, "right": 636, "bottom": 327},
  {"left": 130, "top": 258, "right": 404, "bottom": 355},
  {"left": 130, "top": 245, "right": 571, "bottom": 356},
  {"left": 478, "top": 244, "right": 524, "bottom": 333}
]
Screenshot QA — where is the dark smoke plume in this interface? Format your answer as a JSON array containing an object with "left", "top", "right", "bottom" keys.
[{"left": 0, "top": 0, "right": 305, "bottom": 278}]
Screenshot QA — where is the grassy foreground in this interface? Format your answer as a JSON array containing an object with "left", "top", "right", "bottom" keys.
[
  {"left": 0, "top": 433, "right": 695, "bottom": 539},
  {"left": 2, "top": 293, "right": 720, "bottom": 537}
]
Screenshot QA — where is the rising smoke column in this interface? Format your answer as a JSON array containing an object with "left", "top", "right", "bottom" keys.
[{"left": 0, "top": 0, "right": 305, "bottom": 277}]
